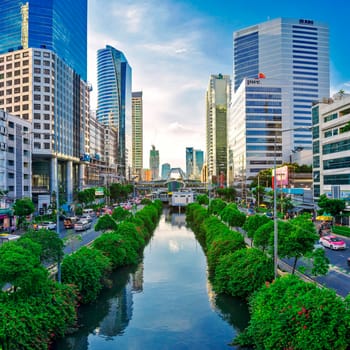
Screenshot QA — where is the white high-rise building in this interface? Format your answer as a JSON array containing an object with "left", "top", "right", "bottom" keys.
[{"left": 230, "top": 17, "right": 329, "bottom": 181}]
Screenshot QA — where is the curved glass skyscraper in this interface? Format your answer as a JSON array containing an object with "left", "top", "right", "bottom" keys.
[
  {"left": 97, "top": 45, "right": 132, "bottom": 178},
  {"left": 0, "top": 0, "right": 87, "bottom": 80}
]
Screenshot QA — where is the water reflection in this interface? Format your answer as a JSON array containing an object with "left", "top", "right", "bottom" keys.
[
  {"left": 53, "top": 265, "right": 143, "bottom": 350},
  {"left": 53, "top": 211, "right": 250, "bottom": 350}
]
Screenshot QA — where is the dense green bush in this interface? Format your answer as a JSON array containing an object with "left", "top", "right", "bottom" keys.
[
  {"left": 206, "top": 230, "right": 245, "bottom": 274},
  {"left": 213, "top": 248, "right": 273, "bottom": 298},
  {"left": 93, "top": 232, "right": 126, "bottom": 268},
  {"left": 235, "top": 275, "right": 350, "bottom": 350},
  {"left": 117, "top": 221, "right": 145, "bottom": 251},
  {"left": 95, "top": 214, "right": 118, "bottom": 232},
  {"left": 0, "top": 273, "right": 77, "bottom": 350},
  {"left": 61, "top": 247, "right": 111, "bottom": 304},
  {"left": 332, "top": 225, "right": 350, "bottom": 237},
  {"left": 208, "top": 198, "right": 226, "bottom": 215}
]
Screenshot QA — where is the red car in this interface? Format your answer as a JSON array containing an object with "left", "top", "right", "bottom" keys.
[{"left": 320, "top": 235, "right": 346, "bottom": 250}]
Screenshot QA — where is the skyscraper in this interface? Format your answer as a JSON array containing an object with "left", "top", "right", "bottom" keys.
[
  {"left": 186, "top": 147, "right": 204, "bottom": 180},
  {"left": 0, "top": 0, "right": 87, "bottom": 81},
  {"left": 233, "top": 18, "right": 329, "bottom": 156},
  {"left": 97, "top": 45, "right": 132, "bottom": 178},
  {"left": 0, "top": 1, "right": 89, "bottom": 209},
  {"left": 186, "top": 147, "right": 194, "bottom": 178},
  {"left": 132, "top": 91, "right": 143, "bottom": 179},
  {"left": 149, "top": 145, "right": 159, "bottom": 181},
  {"left": 206, "top": 74, "right": 231, "bottom": 185},
  {"left": 161, "top": 163, "right": 171, "bottom": 180}
]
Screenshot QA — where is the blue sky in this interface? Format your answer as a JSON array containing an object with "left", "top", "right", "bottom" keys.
[{"left": 88, "top": 0, "right": 350, "bottom": 170}]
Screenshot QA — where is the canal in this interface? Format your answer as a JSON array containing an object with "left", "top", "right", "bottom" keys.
[{"left": 53, "top": 210, "right": 250, "bottom": 349}]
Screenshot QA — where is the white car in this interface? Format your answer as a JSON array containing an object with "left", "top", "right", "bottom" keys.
[
  {"left": 74, "top": 220, "right": 91, "bottom": 231},
  {"left": 80, "top": 214, "right": 93, "bottom": 223},
  {"left": 38, "top": 221, "right": 57, "bottom": 230},
  {"left": 320, "top": 235, "right": 346, "bottom": 250}
]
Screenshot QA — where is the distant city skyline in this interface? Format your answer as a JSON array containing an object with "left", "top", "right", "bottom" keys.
[{"left": 88, "top": 0, "right": 350, "bottom": 169}]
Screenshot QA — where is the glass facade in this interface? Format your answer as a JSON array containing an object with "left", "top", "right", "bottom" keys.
[
  {"left": 233, "top": 18, "right": 329, "bottom": 156},
  {"left": 97, "top": 45, "right": 132, "bottom": 178},
  {"left": 0, "top": 0, "right": 87, "bottom": 81}
]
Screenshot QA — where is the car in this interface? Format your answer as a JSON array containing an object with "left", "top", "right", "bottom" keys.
[
  {"left": 37, "top": 221, "right": 57, "bottom": 230},
  {"left": 319, "top": 235, "right": 346, "bottom": 250},
  {"left": 80, "top": 214, "right": 92, "bottom": 223},
  {"left": 265, "top": 212, "right": 273, "bottom": 219},
  {"left": 64, "top": 216, "right": 79, "bottom": 229},
  {"left": 247, "top": 208, "right": 255, "bottom": 216},
  {"left": 74, "top": 220, "right": 92, "bottom": 232}
]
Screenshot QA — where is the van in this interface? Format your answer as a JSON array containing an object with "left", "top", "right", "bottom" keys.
[{"left": 83, "top": 208, "right": 95, "bottom": 216}]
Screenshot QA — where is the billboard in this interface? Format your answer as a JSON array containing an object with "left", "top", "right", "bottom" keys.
[
  {"left": 95, "top": 187, "right": 104, "bottom": 196},
  {"left": 272, "top": 166, "right": 289, "bottom": 188}
]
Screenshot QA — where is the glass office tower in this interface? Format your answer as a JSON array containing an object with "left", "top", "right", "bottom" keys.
[
  {"left": 233, "top": 18, "right": 329, "bottom": 155},
  {"left": 206, "top": 74, "right": 231, "bottom": 185},
  {"left": 0, "top": 0, "right": 87, "bottom": 81},
  {"left": 97, "top": 45, "right": 132, "bottom": 178}
]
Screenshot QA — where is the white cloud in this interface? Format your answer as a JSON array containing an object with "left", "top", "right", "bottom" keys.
[{"left": 88, "top": 0, "right": 231, "bottom": 169}]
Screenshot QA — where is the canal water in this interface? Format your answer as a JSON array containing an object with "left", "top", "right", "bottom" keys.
[{"left": 53, "top": 210, "right": 250, "bottom": 350}]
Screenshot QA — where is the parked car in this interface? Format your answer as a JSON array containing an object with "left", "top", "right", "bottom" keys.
[
  {"left": 74, "top": 220, "right": 91, "bottom": 232},
  {"left": 320, "top": 235, "right": 346, "bottom": 250},
  {"left": 37, "top": 221, "right": 57, "bottom": 230}
]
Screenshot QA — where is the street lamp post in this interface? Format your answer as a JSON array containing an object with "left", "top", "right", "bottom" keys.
[
  {"left": 273, "top": 126, "right": 311, "bottom": 279},
  {"left": 55, "top": 155, "right": 61, "bottom": 283}
]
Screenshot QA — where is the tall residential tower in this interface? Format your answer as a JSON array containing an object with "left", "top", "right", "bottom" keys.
[{"left": 132, "top": 91, "right": 143, "bottom": 180}]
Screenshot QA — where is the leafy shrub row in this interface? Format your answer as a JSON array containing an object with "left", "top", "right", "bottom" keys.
[
  {"left": 186, "top": 202, "right": 273, "bottom": 299},
  {"left": 0, "top": 200, "right": 162, "bottom": 349},
  {"left": 61, "top": 200, "right": 163, "bottom": 304},
  {"left": 187, "top": 201, "right": 350, "bottom": 349}
]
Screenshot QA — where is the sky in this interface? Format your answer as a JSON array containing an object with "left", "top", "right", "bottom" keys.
[{"left": 87, "top": 0, "right": 350, "bottom": 171}]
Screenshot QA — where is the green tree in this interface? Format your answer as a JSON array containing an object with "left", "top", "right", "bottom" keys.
[
  {"left": 216, "top": 188, "right": 236, "bottom": 202},
  {"left": 76, "top": 188, "right": 96, "bottom": 206},
  {"left": 317, "top": 194, "right": 346, "bottom": 217},
  {"left": 112, "top": 206, "right": 132, "bottom": 222},
  {"left": 93, "top": 232, "right": 126, "bottom": 268},
  {"left": 109, "top": 183, "right": 132, "bottom": 203},
  {"left": 208, "top": 198, "right": 226, "bottom": 216},
  {"left": 196, "top": 194, "right": 209, "bottom": 205},
  {"left": 254, "top": 220, "right": 274, "bottom": 252},
  {"left": 207, "top": 231, "right": 245, "bottom": 274},
  {"left": 213, "top": 248, "right": 274, "bottom": 298},
  {"left": 235, "top": 275, "right": 350, "bottom": 350},
  {"left": 61, "top": 246, "right": 111, "bottom": 304},
  {"left": 276, "top": 214, "right": 319, "bottom": 274},
  {"left": 0, "top": 240, "right": 49, "bottom": 294},
  {"left": 243, "top": 214, "right": 270, "bottom": 246},
  {"left": 20, "top": 228, "right": 64, "bottom": 265},
  {"left": 12, "top": 197, "right": 35, "bottom": 228},
  {"left": 94, "top": 214, "right": 118, "bottom": 232},
  {"left": 221, "top": 205, "right": 246, "bottom": 228}
]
